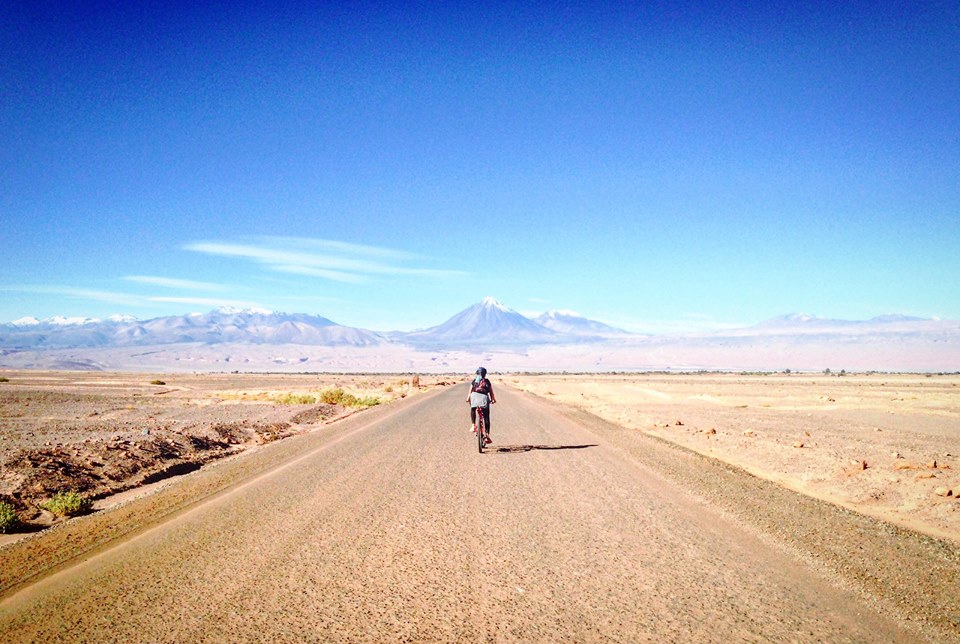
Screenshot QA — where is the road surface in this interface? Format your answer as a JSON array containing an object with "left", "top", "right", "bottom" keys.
[{"left": 0, "top": 385, "right": 937, "bottom": 641}]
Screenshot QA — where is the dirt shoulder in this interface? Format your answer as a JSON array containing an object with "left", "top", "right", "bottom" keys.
[
  {"left": 506, "top": 373, "right": 960, "bottom": 543},
  {"left": 0, "top": 371, "right": 451, "bottom": 537}
]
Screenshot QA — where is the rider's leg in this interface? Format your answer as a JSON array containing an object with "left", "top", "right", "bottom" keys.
[{"left": 470, "top": 406, "right": 477, "bottom": 432}]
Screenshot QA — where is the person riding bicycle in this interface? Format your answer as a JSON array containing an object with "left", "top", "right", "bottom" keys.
[{"left": 466, "top": 367, "right": 496, "bottom": 444}]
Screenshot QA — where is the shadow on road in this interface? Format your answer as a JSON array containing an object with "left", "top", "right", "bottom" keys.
[{"left": 489, "top": 444, "right": 597, "bottom": 454}]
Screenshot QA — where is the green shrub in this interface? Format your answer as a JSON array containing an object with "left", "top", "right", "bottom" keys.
[
  {"left": 318, "top": 388, "right": 379, "bottom": 408},
  {"left": 41, "top": 491, "right": 93, "bottom": 517},
  {"left": 0, "top": 502, "right": 20, "bottom": 533},
  {"left": 0, "top": 377, "right": 9, "bottom": 383},
  {"left": 274, "top": 393, "right": 317, "bottom": 405},
  {"left": 352, "top": 396, "right": 381, "bottom": 408},
  {"left": 150, "top": 379, "right": 166, "bottom": 385}
]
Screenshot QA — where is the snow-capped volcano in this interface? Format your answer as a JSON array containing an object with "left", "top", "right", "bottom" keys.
[
  {"left": 401, "top": 297, "right": 556, "bottom": 346},
  {"left": 535, "top": 310, "right": 628, "bottom": 337}
]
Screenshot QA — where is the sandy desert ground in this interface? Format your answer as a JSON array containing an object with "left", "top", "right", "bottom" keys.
[
  {"left": 0, "top": 370, "right": 451, "bottom": 539},
  {"left": 507, "top": 373, "right": 960, "bottom": 543}
]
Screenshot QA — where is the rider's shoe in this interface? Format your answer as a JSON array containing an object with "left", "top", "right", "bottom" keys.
[
  {"left": 470, "top": 425, "right": 476, "bottom": 434},
  {"left": 484, "top": 435, "right": 492, "bottom": 444}
]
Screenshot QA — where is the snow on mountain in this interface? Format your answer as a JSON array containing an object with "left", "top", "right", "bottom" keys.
[
  {"left": 535, "top": 310, "right": 629, "bottom": 337},
  {"left": 11, "top": 316, "right": 41, "bottom": 327},
  {"left": 107, "top": 314, "right": 139, "bottom": 324},
  {"left": 401, "top": 298, "right": 557, "bottom": 346},
  {"left": 47, "top": 316, "right": 102, "bottom": 326}
]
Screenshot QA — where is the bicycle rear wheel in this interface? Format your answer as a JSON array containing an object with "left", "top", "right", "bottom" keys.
[{"left": 477, "top": 411, "right": 485, "bottom": 453}]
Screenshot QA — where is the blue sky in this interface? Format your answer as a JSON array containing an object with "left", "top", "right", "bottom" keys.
[{"left": 2, "top": 1, "right": 958, "bottom": 333}]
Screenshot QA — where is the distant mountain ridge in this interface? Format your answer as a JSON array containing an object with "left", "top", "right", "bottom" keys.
[
  {"left": 0, "top": 307, "right": 384, "bottom": 349},
  {"left": 1, "top": 301, "right": 954, "bottom": 353},
  {"left": 535, "top": 310, "right": 629, "bottom": 337}
]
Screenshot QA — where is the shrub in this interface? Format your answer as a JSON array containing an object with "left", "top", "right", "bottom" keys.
[
  {"left": 352, "top": 396, "right": 381, "bottom": 408},
  {"left": 0, "top": 502, "right": 20, "bottom": 533},
  {"left": 318, "top": 388, "right": 379, "bottom": 408},
  {"left": 0, "top": 376, "right": 9, "bottom": 383},
  {"left": 319, "top": 387, "right": 346, "bottom": 405},
  {"left": 41, "top": 491, "right": 93, "bottom": 517},
  {"left": 150, "top": 379, "right": 166, "bottom": 385},
  {"left": 274, "top": 393, "right": 317, "bottom": 405}
]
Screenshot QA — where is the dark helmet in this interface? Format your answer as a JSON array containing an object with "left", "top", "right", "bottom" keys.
[{"left": 476, "top": 367, "right": 487, "bottom": 378}]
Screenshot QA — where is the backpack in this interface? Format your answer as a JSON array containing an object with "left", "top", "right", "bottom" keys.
[{"left": 472, "top": 377, "right": 490, "bottom": 395}]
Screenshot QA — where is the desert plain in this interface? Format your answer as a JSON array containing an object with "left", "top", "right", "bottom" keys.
[
  {"left": 508, "top": 372, "right": 960, "bottom": 543},
  {"left": 2, "top": 369, "right": 956, "bottom": 544}
]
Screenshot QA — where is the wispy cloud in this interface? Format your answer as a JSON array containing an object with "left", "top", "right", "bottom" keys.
[
  {"left": 184, "top": 237, "right": 466, "bottom": 283},
  {"left": 0, "top": 285, "right": 145, "bottom": 307},
  {"left": 1, "top": 285, "right": 262, "bottom": 313},
  {"left": 124, "top": 275, "right": 226, "bottom": 291}
]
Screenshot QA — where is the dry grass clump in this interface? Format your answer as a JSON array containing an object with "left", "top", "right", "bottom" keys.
[{"left": 319, "top": 387, "right": 380, "bottom": 408}]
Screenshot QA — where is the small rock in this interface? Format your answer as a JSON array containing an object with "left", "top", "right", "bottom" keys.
[
  {"left": 742, "top": 430, "right": 754, "bottom": 437},
  {"left": 793, "top": 442, "right": 805, "bottom": 449},
  {"left": 915, "top": 472, "right": 936, "bottom": 480},
  {"left": 803, "top": 431, "right": 811, "bottom": 437},
  {"left": 928, "top": 460, "right": 938, "bottom": 469},
  {"left": 934, "top": 487, "right": 953, "bottom": 497},
  {"left": 675, "top": 420, "right": 684, "bottom": 426},
  {"left": 706, "top": 428, "right": 716, "bottom": 435},
  {"left": 874, "top": 427, "right": 883, "bottom": 432},
  {"left": 894, "top": 461, "right": 915, "bottom": 471},
  {"left": 860, "top": 460, "right": 868, "bottom": 470},
  {"left": 141, "top": 429, "right": 151, "bottom": 436},
  {"left": 891, "top": 452, "right": 903, "bottom": 459}
]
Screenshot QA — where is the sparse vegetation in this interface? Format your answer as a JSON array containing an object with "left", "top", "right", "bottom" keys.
[
  {"left": 0, "top": 376, "right": 9, "bottom": 383},
  {"left": 0, "top": 501, "right": 20, "bottom": 533},
  {"left": 150, "top": 379, "right": 166, "bottom": 385},
  {"left": 319, "top": 387, "right": 380, "bottom": 408},
  {"left": 268, "top": 388, "right": 381, "bottom": 408},
  {"left": 41, "top": 491, "right": 93, "bottom": 517},
  {"left": 273, "top": 393, "right": 318, "bottom": 405}
]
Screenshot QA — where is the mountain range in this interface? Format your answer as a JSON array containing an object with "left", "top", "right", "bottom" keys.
[
  {"left": 1, "top": 299, "right": 958, "bottom": 372},
  {"left": 0, "top": 298, "right": 632, "bottom": 350}
]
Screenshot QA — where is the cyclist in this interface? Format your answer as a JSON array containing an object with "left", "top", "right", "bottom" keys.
[{"left": 466, "top": 367, "right": 496, "bottom": 444}]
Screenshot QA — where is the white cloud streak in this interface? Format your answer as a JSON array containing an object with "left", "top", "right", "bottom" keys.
[
  {"left": 1, "top": 285, "right": 145, "bottom": 307},
  {"left": 184, "top": 237, "right": 466, "bottom": 282}
]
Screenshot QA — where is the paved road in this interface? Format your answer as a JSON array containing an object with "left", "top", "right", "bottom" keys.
[{"left": 0, "top": 385, "right": 913, "bottom": 642}]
